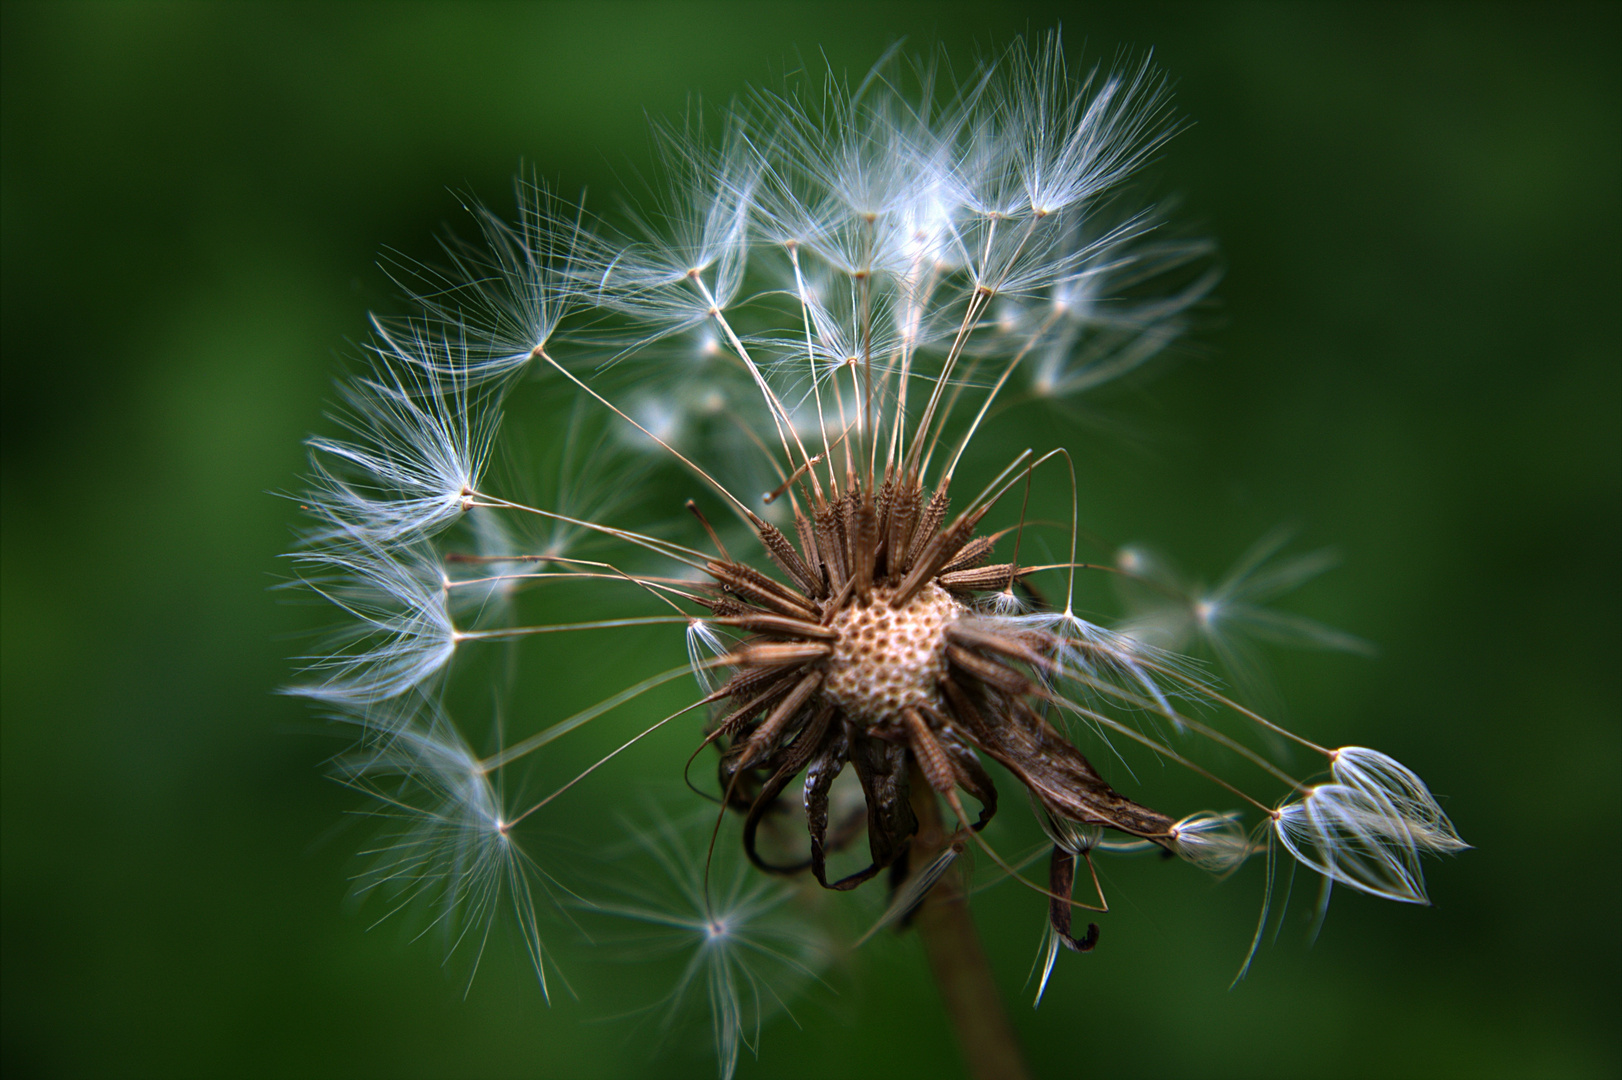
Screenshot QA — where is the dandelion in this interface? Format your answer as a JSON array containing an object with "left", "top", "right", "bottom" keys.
[{"left": 286, "top": 30, "right": 1462, "bottom": 1079}]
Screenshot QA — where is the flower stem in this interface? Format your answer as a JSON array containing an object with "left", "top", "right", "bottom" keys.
[{"left": 908, "top": 769, "right": 1031, "bottom": 1080}]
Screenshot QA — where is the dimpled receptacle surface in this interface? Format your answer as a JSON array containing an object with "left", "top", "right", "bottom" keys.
[{"left": 823, "top": 583, "right": 962, "bottom": 722}]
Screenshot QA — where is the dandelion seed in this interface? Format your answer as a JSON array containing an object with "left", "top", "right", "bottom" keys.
[
  {"left": 287, "top": 541, "right": 458, "bottom": 706},
  {"left": 1017, "top": 211, "right": 1219, "bottom": 398},
  {"left": 1330, "top": 746, "right": 1469, "bottom": 854},
  {"left": 385, "top": 172, "right": 587, "bottom": 383},
  {"left": 340, "top": 703, "right": 561, "bottom": 995},
  {"left": 598, "top": 113, "right": 759, "bottom": 335},
  {"left": 1114, "top": 530, "right": 1373, "bottom": 715},
  {"left": 304, "top": 331, "right": 497, "bottom": 548},
  {"left": 1168, "top": 811, "right": 1254, "bottom": 875},
  {"left": 580, "top": 814, "right": 830, "bottom": 1080},
  {"left": 1274, "top": 783, "right": 1443, "bottom": 904},
  {"left": 1006, "top": 46, "right": 1178, "bottom": 218}
]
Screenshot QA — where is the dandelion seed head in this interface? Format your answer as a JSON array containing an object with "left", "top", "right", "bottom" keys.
[{"left": 285, "top": 29, "right": 1461, "bottom": 1065}]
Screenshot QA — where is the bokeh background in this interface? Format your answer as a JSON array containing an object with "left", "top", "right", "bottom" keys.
[{"left": 3, "top": 2, "right": 1618, "bottom": 1078}]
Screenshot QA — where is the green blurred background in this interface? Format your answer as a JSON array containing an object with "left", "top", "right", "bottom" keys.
[{"left": 3, "top": 2, "right": 1618, "bottom": 1077}]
